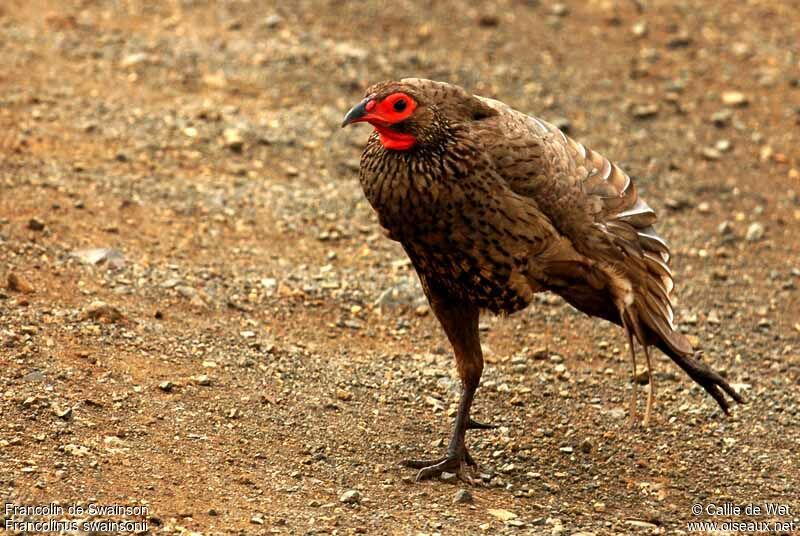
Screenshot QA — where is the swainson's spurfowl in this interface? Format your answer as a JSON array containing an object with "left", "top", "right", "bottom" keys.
[{"left": 342, "top": 78, "right": 743, "bottom": 482}]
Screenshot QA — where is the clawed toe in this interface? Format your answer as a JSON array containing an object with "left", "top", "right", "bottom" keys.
[
  {"left": 401, "top": 451, "right": 478, "bottom": 482},
  {"left": 401, "top": 457, "right": 447, "bottom": 470}
]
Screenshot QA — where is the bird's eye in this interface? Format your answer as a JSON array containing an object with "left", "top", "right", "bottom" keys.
[{"left": 393, "top": 98, "right": 407, "bottom": 112}]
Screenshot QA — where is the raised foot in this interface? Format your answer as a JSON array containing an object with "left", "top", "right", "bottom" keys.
[{"left": 401, "top": 450, "right": 477, "bottom": 482}]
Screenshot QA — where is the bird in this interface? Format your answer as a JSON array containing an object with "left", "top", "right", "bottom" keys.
[{"left": 341, "top": 78, "right": 743, "bottom": 482}]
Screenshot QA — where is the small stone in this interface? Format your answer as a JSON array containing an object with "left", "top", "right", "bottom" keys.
[
  {"left": 250, "top": 515, "right": 264, "bottom": 525},
  {"left": 262, "top": 14, "right": 284, "bottom": 28},
  {"left": 453, "top": 489, "right": 473, "bottom": 504},
  {"left": 666, "top": 33, "right": 692, "bottom": 49},
  {"left": 593, "top": 501, "right": 606, "bottom": 512},
  {"left": 53, "top": 405, "right": 73, "bottom": 420},
  {"left": 27, "top": 218, "right": 45, "bottom": 231},
  {"left": 333, "top": 42, "right": 368, "bottom": 61},
  {"left": 631, "top": 103, "right": 659, "bottom": 119},
  {"left": 731, "top": 42, "right": 751, "bottom": 58},
  {"left": 158, "top": 381, "right": 174, "bottom": 392},
  {"left": 223, "top": 128, "right": 245, "bottom": 152},
  {"left": 701, "top": 147, "right": 721, "bottom": 161},
  {"left": 336, "top": 389, "right": 352, "bottom": 401},
  {"left": 632, "top": 21, "right": 647, "bottom": 37},
  {"left": 721, "top": 91, "right": 748, "bottom": 107},
  {"left": 625, "top": 520, "right": 658, "bottom": 529},
  {"left": 477, "top": 13, "right": 500, "bottom": 27},
  {"left": 559, "top": 446, "right": 573, "bottom": 454},
  {"left": 579, "top": 439, "right": 593, "bottom": 453},
  {"left": 120, "top": 52, "right": 149, "bottom": 68},
  {"left": 715, "top": 139, "right": 732, "bottom": 152},
  {"left": 745, "top": 222, "right": 765, "bottom": 242},
  {"left": 194, "top": 375, "right": 212, "bottom": 386},
  {"left": 711, "top": 110, "right": 732, "bottom": 127},
  {"left": 717, "top": 221, "right": 734, "bottom": 236},
  {"left": 697, "top": 201, "right": 711, "bottom": 213},
  {"left": 72, "top": 248, "right": 126, "bottom": 269},
  {"left": 340, "top": 489, "right": 361, "bottom": 504},
  {"left": 83, "top": 301, "right": 123, "bottom": 323},
  {"left": 488, "top": 509, "right": 518, "bottom": 521},
  {"left": 440, "top": 471, "right": 457, "bottom": 483},
  {"left": 707, "top": 310, "right": 720, "bottom": 324},
  {"left": 551, "top": 3, "right": 568, "bottom": 16},
  {"left": 7, "top": 272, "right": 35, "bottom": 293}
]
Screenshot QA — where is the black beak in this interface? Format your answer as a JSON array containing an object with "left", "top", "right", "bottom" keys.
[{"left": 341, "top": 98, "right": 369, "bottom": 127}]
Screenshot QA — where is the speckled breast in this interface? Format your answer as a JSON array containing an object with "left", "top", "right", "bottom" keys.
[{"left": 404, "top": 240, "right": 532, "bottom": 315}]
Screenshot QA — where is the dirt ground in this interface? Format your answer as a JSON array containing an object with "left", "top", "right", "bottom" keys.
[{"left": 1, "top": 0, "right": 799, "bottom": 534}]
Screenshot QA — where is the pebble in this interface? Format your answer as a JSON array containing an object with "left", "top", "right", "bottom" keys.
[
  {"left": 632, "top": 21, "right": 647, "bottom": 37},
  {"left": 223, "top": 128, "right": 245, "bottom": 152},
  {"left": 27, "top": 218, "right": 45, "bottom": 231},
  {"left": 745, "top": 222, "right": 765, "bottom": 242},
  {"left": 440, "top": 471, "right": 457, "bottom": 483},
  {"left": 625, "top": 520, "right": 658, "bottom": 529},
  {"left": 711, "top": 109, "right": 732, "bottom": 127},
  {"left": 83, "top": 301, "right": 123, "bottom": 323},
  {"left": 631, "top": 103, "right": 659, "bottom": 119},
  {"left": 715, "top": 139, "right": 732, "bottom": 152},
  {"left": 158, "top": 381, "right": 174, "bottom": 392},
  {"left": 453, "top": 489, "right": 474, "bottom": 504},
  {"left": 721, "top": 91, "right": 748, "bottom": 107},
  {"left": 340, "top": 490, "right": 361, "bottom": 504},
  {"left": 718, "top": 221, "right": 735, "bottom": 236},
  {"left": 487, "top": 508, "right": 517, "bottom": 521},
  {"left": 120, "top": 52, "right": 149, "bottom": 68},
  {"left": 72, "top": 248, "right": 126, "bottom": 269},
  {"left": 194, "top": 375, "right": 212, "bottom": 386},
  {"left": 262, "top": 14, "right": 284, "bottom": 28},
  {"left": 701, "top": 147, "right": 721, "bottom": 161},
  {"left": 7, "top": 272, "right": 35, "bottom": 293}
]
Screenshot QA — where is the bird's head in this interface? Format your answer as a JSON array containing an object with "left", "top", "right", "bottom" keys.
[{"left": 341, "top": 81, "right": 434, "bottom": 151}]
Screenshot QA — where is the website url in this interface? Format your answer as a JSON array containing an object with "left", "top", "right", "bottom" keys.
[{"left": 687, "top": 520, "right": 797, "bottom": 532}]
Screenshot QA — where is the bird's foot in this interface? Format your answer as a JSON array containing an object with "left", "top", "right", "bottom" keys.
[
  {"left": 467, "top": 417, "right": 498, "bottom": 430},
  {"left": 401, "top": 449, "right": 478, "bottom": 483}
]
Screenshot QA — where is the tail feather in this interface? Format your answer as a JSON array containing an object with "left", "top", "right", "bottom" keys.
[{"left": 647, "top": 325, "right": 745, "bottom": 413}]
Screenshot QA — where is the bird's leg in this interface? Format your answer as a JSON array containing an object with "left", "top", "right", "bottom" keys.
[
  {"left": 642, "top": 343, "right": 655, "bottom": 427},
  {"left": 401, "top": 297, "right": 485, "bottom": 483},
  {"left": 624, "top": 323, "right": 639, "bottom": 426}
]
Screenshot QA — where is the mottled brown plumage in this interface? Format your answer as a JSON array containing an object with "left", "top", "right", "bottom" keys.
[{"left": 343, "top": 78, "right": 743, "bottom": 481}]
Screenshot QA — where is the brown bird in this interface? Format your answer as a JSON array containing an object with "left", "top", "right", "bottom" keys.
[{"left": 342, "top": 78, "right": 743, "bottom": 482}]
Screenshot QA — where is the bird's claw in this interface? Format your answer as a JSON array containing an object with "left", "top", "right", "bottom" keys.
[
  {"left": 467, "top": 417, "right": 498, "bottom": 430},
  {"left": 401, "top": 450, "right": 478, "bottom": 483}
]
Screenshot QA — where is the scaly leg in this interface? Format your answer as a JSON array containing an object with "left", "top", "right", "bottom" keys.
[
  {"left": 625, "top": 327, "right": 639, "bottom": 426},
  {"left": 400, "top": 294, "right": 486, "bottom": 482},
  {"left": 642, "top": 343, "right": 655, "bottom": 427}
]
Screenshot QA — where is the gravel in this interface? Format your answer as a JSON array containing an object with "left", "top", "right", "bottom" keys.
[{"left": 1, "top": 1, "right": 798, "bottom": 534}]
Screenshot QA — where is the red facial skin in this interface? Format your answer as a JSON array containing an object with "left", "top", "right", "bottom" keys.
[{"left": 355, "top": 93, "right": 418, "bottom": 150}]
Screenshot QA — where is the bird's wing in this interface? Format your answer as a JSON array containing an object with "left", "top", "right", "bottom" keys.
[{"left": 474, "top": 98, "right": 681, "bottom": 349}]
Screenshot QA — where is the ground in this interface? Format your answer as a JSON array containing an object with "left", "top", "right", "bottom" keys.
[{"left": 1, "top": 0, "right": 799, "bottom": 535}]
